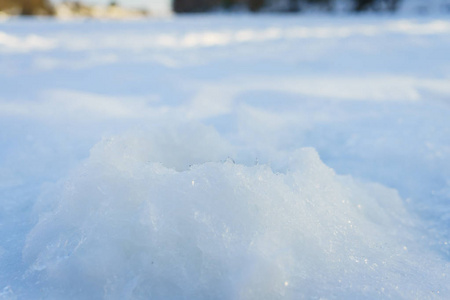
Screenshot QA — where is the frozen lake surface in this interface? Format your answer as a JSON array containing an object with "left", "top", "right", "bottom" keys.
[{"left": 1, "top": 15, "right": 450, "bottom": 299}]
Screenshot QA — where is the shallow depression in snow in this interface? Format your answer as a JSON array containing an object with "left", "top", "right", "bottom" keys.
[{"left": 23, "top": 130, "right": 448, "bottom": 299}]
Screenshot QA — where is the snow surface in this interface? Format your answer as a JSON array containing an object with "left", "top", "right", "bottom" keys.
[{"left": 1, "top": 15, "right": 450, "bottom": 299}]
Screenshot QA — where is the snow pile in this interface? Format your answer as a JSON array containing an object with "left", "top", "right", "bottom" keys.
[{"left": 23, "top": 129, "right": 448, "bottom": 299}]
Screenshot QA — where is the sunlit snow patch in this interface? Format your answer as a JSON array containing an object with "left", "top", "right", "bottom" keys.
[
  {"left": 0, "top": 32, "right": 57, "bottom": 53},
  {"left": 23, "top": 131, "right": 449, "bottom": 299}
]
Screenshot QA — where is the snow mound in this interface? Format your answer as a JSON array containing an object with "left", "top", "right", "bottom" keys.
[{"left": 23, "top": 131, "right": 448, "bottom": 299}]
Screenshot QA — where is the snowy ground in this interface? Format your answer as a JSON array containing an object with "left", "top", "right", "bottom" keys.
[{"left": 1, "top": 15, "right": 450, "bottom": 299}]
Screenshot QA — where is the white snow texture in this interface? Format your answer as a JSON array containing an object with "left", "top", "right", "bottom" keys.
[{"left": 1, "top": 12, "right": 450, "bottom": 300}]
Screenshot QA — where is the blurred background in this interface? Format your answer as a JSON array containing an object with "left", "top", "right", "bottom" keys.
[{"left": 1, "top": 0, "right": 450, "bottom": 18}]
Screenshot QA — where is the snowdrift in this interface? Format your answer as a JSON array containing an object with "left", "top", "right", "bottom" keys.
[{"left": 23, "top": 130, "right": 448, "bottom": 299}]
